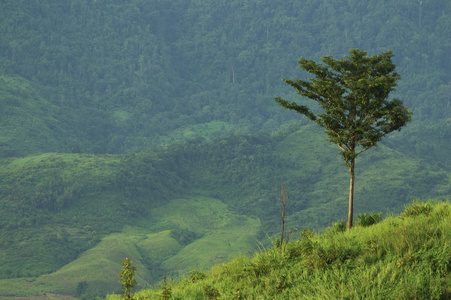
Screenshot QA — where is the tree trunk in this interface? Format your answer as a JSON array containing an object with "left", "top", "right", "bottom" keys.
[{"left": 347, "top": 158, "right": 355, "bottom": 229}]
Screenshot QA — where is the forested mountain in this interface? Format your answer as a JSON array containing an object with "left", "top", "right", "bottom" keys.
[
  {"left": 1, "top": 0, "right": 450, "bottom": 162},
  {"left": 0, "top": 0, "right": 451, "bottom": 298}
]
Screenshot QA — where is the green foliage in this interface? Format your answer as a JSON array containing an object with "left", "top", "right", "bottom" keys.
[
  {"left": 120, "top": 258, "right": 137, "bottom": 300},
  {"left": 160, "top": 275, "right": 172, "bottom": 300},
  {"left": 0, "top": 1, "right": 449, "bottom": 159},
  {"left": 188, "top": 270, "right": 206, "bottom": 283},
  {"left": 275, "top": 49, "right": 412, "bottom": 228},
  {"left": 169, "top": 226, "right": 202, "bottom": 246},
  {"left": 275, "top": 48, "right": 412, "bottom": 161},
  {"left": 0, "top": 1, "right": 451, "bottom": 298},
  {"left": 1, "top": 125, "right": 451, "bottom": 297},
  {"left": 329, "top": 221, "right": 347, "bottom": 233},
  {"left": 203, "top": 285, "right": 220, "bottom": 300},
  {"left": 0, "top": 75, "right": 64, "bottom": 157},
  {"left": 105, "top": 200, "right": 451, "bottom": 299},
  {"left": 76, "top": 281, "right": 88, "bottom": 297},
  {"left": 403, "top": 200, "right": 434, "bottom": 217},
  {"left": 160, "top": 286, "right": 172, "bottom": 300},
  {"left": 356, "top": 212, "right": 382, "bottom": 227}
]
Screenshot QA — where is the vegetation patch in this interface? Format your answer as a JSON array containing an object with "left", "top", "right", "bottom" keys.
[
  {"left": 105, "top": 200, "right": 451, "bottom": 299},
  {"left": 0, "top": 196, "right": 261, "bottom": 298}
]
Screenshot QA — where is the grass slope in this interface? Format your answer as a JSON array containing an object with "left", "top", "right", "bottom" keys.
[
  {"left": 0, "top": 197, "right": 260, "bottom": 298},
  {"left": 106, "top": 200, "right": 451, "bottom": 299}
]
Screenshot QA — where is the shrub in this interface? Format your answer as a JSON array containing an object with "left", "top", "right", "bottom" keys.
[
  {"left": 356, "top": 212, "right": 382, "bottom": 227},
  {"left": 75, "top": 281, "right": 88, "bottom": 297},
  {"left": 161, "top": 286, "right": 172, "bottom": 300},
  {"left": 188, "top": 270, "right": 206, "bottom": 283},
  {"left": 330, "top": 220, "right": 346, "bottom": 233},
  {"left": 203, "top": 285, "right": 220, "bottom": 299},
  {"left": 403, "top": 201, "right": 433, "bottom": 217},
  {"left": 169, "top": 226, "right": 202, "bottom": 245}
]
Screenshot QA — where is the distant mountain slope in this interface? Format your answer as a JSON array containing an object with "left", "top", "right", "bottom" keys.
[
  {"left": 0, "top": 124, "right": 450, "bottom": 297},
  {"left": 0, "top": 0, "right": 450, "bottom": 157},
  {"left": 0, "top": 75, "right": 63, "bottom": 156}
]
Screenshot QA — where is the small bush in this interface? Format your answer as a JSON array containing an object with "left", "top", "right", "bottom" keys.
[
  {"left": 403, "top": 201, "right": 433, "bottom": 217},
  {"left": 188, "top": 270, "right": 206, "bottom": 283},
  {"left": 170, "top": 226, "right": 202, "bottom": 245},
  {"left": 203, "top": 285, "right": 220, "bottom": 299},
  {"left": 75, "top": 281, "right": 88, "bottom": 297},
  {"left": 161, "top": 286, "right": 172, "bottom": 300},
  {"left": 285, "top": 241, "right": 303, "bottom": 259},
  {"left": 330, "top": 220, "right": 346, "bottom": 233},
  {"left": 357, "top": 212, "right": 382, "bottom": 227}
]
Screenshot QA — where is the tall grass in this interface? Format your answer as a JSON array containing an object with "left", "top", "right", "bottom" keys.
[{"left": 105, "top": 200, "right": 451, "bottom": 299}]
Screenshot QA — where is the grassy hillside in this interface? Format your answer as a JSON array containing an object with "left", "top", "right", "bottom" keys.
[
  {"left": 0, "top": 197, "right": 260, "bottom": 298},
  {"left": 106, "top": 200, "right": 451, "bottom": 300},
  {"left": 0, "top": 124, "right": 450, "bottom": 298},
  {"left": 0, "top": 150, "right": 182, "bottom": 282}
]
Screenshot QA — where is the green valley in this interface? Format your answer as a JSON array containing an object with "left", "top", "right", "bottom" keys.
[{"left": 1, "top": 125, "right": 450, "bottom": 298}]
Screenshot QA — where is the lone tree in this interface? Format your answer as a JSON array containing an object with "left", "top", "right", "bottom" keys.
[
  {"left": 119, "top": 257, "right": 137, "bottom": 299},
  {"left": 274, "top": 49, "right": 411, "bottom": 229}
]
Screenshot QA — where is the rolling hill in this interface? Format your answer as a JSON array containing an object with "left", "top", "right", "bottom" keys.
[{"left": 0, "top": 124, "right": 450, "bottom": 297}]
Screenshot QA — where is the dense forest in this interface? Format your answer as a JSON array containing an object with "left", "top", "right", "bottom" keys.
[
  {"left": 0, "top": 0, "right": 450, "bottom": 298},
  {"left": 1, "top": 0, "right": 450, "bottom": 161}
]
